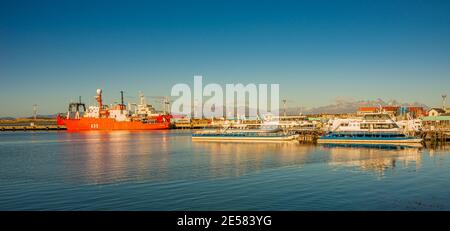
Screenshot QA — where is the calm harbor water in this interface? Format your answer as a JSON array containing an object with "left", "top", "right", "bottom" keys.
[{"left": 0, "top": 130, "right": 449, "bottom": 211}]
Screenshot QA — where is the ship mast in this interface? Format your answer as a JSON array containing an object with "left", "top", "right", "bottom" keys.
[
  {"left": 139, "top": 91, "right": 146, "bottom": 105},
  {"left": 96, "top": 89, "right": 103, "bottom": 117},
  {"left": 32, "top": 104, "right": 38, "bottom": 121},
  {"left": 443, "top": 94, "right": 447, "bottom": 110},
  {"left": 120, "top": 90, "right": 125, "bottom": 113}
]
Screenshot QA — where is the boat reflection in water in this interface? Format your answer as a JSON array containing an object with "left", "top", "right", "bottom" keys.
[
  {"left": 191, "top": 142, "right": 316, "bottom": 178},
  {"left": 57, "top": 131, "right": 448, "bottom": 186},
  {"left": 3, "top": 130, "right": 450, "bottom": 210},
  {"left": 61, "top": 130, "right": 172, "bottom": 185},
  {"left": 322, "top": 143, "right": 423, "bottom": 176}
]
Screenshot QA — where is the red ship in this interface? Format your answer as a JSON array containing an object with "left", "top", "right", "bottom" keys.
[{"left": 57, "top": 89, "right": 171, "bottom": 131}]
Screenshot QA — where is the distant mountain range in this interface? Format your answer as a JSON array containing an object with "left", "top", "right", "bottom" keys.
[
  {"left": 25, "top": 114, "right": 58, "bottom": 119},
  {"left": 195, "top": 99, "right": 430, "bottom": 117},
  {"left": 285, "top": 99, "right": 429, "bottom": 115},
  {"left": 0, "top": 115, "right": 58, "bottom": 120}
]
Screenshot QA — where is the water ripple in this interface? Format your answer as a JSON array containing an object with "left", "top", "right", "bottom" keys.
[{"left": 0, "top": 131, "right": 450, "bottom": 210}]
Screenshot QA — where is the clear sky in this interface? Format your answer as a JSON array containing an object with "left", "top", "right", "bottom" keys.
[{"left": 1, "top": 0, "right": 450, "bottom": 117}]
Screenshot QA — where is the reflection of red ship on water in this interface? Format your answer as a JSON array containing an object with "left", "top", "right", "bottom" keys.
[{"left": 57, "top": 89, "right": 171, "bottom": 131}]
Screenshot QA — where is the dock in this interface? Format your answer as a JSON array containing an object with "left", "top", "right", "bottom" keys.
[
  {"left": 173, "top": 122, "right": 210, "bottom": 129},
  {"left": 421, "top": 129, "right": 450, "bottom": 144},
  {"left": 173, "top": 118, "right": 220, "bottom": 129},
  {"left": 293, "top": 129, "right": 325, "bottom": 143},
  {"left": 0, "top": 125, "right": 66, "bottom": 131}
]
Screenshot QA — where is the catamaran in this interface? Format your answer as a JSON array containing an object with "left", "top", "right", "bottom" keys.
[
  {"left": 318, "top": 113, "right": 423, "bottom": 146},
  {"left": 192, "top": 121, "right": 299, "bottom": 142}
]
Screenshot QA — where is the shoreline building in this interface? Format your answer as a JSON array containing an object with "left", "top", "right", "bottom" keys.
[
  {"left": 357, "top": 106, "right": 426, "bottom": 118},
  {"left": 428, "top": 108, "right": 447, "bottom": 117},
  {"left": 422, "top": 95, "right": 450, "bottom": 128}
]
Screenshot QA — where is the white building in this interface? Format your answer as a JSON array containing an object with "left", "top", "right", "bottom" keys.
[{"left": 428, "top": 108, "right": 446, "bottom": 117}]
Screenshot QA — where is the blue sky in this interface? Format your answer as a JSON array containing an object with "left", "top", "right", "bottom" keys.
[{"left": 1, "top": 0, "right": 450, "bottom": 117}]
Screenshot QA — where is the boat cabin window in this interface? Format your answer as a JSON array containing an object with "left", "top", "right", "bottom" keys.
[
  {"left": 360, "top": 124, "right": 370, "bottom": 129},
  {"left": 260, "top": 125, "right": 278, "bottom": 130},
  {"left": 364, "top": 114, "right": 391, "bottom": 120},
  {"left": 374, "top": 124, "right": 388, "bottom": 129},
  {"left": 373, "top": 123, "right": 399, "bottom": 129}
]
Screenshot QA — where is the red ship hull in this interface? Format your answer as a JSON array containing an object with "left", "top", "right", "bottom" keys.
[{"left": 60, "top": 117, "right": 170, "bottom": 131}]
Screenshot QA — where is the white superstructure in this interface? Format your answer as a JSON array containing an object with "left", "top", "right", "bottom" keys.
[
  {"left": 325, "top": 113, "right": 403, "bottom": 133},
  {"left": 80, "top": 90, "right": 162, "bottom": 122}
]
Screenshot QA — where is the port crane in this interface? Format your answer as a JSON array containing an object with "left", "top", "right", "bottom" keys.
[{"left": 148, "top": 96, "right": 173, "bottom": 115}]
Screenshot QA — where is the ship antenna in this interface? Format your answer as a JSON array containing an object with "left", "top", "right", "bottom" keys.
[
  {"left": 139, "top": 91, "right": 145, "bottom": 105},
  {"left": 442, "top": 94, "right": 447, "bottom": 110},
  {"left": 32, "top": 104, "right": 38, "bottom": 121}
]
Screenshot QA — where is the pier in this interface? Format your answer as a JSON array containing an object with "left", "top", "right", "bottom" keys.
[
  {"left": 0, "top": 125, "right": 66, "bottom": 131},
  {"left": 293, "top": 129, "right": 325, "bottom": 143},
  {"left": 173, "top": 119, "right": 211, "bottom": 129},
  {"left": 0, "top": 118, "right": 67, "bottom": 131},
  {"left": 173, "top": 122, "right": 210, "bottom": 129},
  {"left": 421, "top": 129, "right": 450, "bottom": 144}
]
